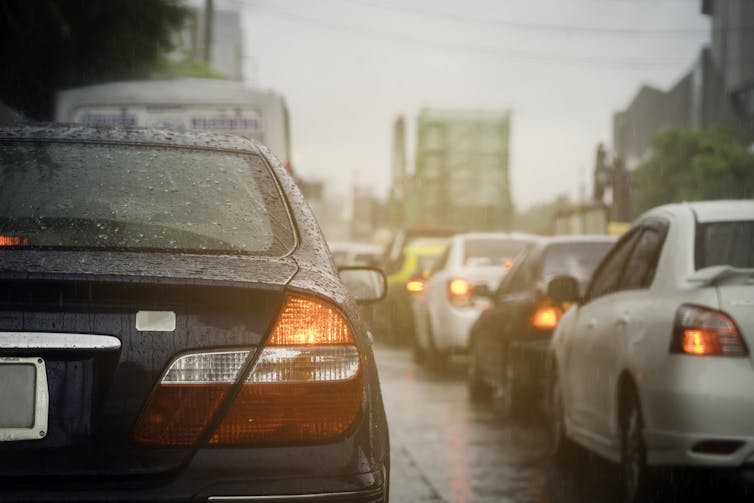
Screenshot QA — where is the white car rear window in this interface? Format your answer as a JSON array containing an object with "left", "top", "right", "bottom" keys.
[{"left": 696, "top": 221, "right": 754, "bottom": 269}]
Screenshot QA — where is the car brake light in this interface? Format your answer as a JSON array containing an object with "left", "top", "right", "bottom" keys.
[
  {"left": 530, "top": 305, "right": 563, "bottom": 330},
  {"left": 447, "top": 278, "right": 473, "bottom": 307},
  {"left": 133, "top": 350, "right": 251, "bottom": 446},
  {"left": 406, "top": 278, "right": 425, "bottom": 293},
  {"left": 209, "top": 295, "right": 363, "bottom": 445},
  {"left": 0, "top": 235, "right": 29, "bottom": 246},
  {"left": 671, "top": 304, "right": 747, "bottom": 356},
  {"left": 134, "top": 296, "right": 364, "bottom": 447}
]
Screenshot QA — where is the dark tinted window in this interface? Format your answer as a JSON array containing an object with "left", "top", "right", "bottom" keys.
[
  {"left": 696, "top": 221, "right": 754, "bottom": 269},
  {"left": 621, "top": 229, "right": 663, "bottom": 290},
  {"left": 587, "top": 231, "right": 640, "bottom": 301},
  {"left": 463, "top": 238, "right": 532, "bottom": 266},
  {"left": 502, "top": 252, "right": 535, "bottom": 295},
  {"left": 0, "top": 141, "right": 295, "bottom": 255},
  {"left": 542, "top": 241, "right": 615, "bottom": 293}
]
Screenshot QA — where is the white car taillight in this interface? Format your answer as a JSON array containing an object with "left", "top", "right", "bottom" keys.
[
  {"left": 447, "top": 278, "right": 473, "bottom": 307},
  {"left": 135, "top": 295, "right": 364, "bottom": 446},
  {"left": 671, "top": 304, "right": 747, "bottom": 356}
]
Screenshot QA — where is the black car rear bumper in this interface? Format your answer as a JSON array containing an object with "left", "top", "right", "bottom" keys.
[
  {"left": 0, "top": 469, "right": 387, "bottom": 503},
  {"left": 206, "top": 487, "right": 386, "bottom": 502}
]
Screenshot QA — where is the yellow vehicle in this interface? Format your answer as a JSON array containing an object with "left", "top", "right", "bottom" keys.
[{"left": 376, "top": 238, "right": 448, "bottom": 345}]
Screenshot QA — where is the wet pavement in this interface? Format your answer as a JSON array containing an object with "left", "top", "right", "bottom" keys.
[{"left": 374, "top": 343, "right": 754, "bottom": 503}]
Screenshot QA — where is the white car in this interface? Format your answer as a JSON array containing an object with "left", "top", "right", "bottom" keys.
[
  {"left": 412, "top": 232, "right": 537, "bottom": 368},
  {"left": 549, "top": 200, "right": 754, "bottom": 501},
  {"left": 328, "top": 241, "right": 383, "bottom": 267}
]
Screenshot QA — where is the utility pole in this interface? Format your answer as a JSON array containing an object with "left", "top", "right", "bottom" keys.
[
  {"left": 203, "top": 0, "right": 214, "bottom": 64},
  {"left": 389, "top": 116, "right": 407, "bottom": 228}
]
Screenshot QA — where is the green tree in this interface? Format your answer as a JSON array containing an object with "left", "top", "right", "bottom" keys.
[
  {"left": 632, "top": 128, "right": 754, "bottom": 215},
  {"left": 0, "top": 0, "right": 188, "bottom": 120},
  {"left": 150, "top": 55, "right": 224, "bottom": 80}
]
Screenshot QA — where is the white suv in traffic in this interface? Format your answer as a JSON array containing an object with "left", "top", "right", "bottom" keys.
[{"left": 412, "top": 232, "right": 537, "bottom": 368}]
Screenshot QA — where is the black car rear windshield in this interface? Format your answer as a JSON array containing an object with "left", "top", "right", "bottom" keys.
[
  {"left": 696, "top": 221, "right": 754, "bottom": 269},
  {"left": 543, "top": 242, "right": 614, "bottom": 287},
  {"left": 0, "top": 141, "right": 295, "bottom": 255}
]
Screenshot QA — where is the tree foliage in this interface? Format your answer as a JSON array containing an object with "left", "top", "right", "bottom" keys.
[
  {"left": 150, "top": 55, "right": 224, "bottom": 80},
  {"left": 0, "top": 0, "right": 188, "bottom": 120},
  {"left": 632, "top": 128, "right": 754, "bottom": 215}
]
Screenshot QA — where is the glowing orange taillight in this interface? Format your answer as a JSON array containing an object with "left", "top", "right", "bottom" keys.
[
  {"left": 682, "top": 329, "right": 722, "bottom": 355},
  {"left": 406, "top": 279, "right": 425, "bottom": 293},
  {"left": 0, "top": 235, "right": 29, "bottom": 246},
  {"left": 672, "top": 304, "right": 746, "bottom": 356},
  {"left": 210, "top": 295, "right": 362, "bottom": 445},
  {"left": 530, "top": 305, "right": 563, "bottom": 330},
  {"left": 448, "top": 278, "right": 471, "bottom": 296},
  {"left": 264, "top": 296, "right": 354, "bottom": 346},
  {"left": 134, "top": 296, "right": 363, "bottom": 447},
  {"left": 447, "top": 278, "right": 473, "bottom": 307}
]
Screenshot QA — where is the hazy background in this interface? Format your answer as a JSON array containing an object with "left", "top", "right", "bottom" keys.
[{"left": 236, "top": 0, "right": 709, "bottom": 210}]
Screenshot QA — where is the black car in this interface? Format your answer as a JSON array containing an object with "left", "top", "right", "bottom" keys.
[
  {"left": 0, "top": 124, "right": 389, "bottom": 502},
  {"left": 467, "top": 235, "right": 615, "bottom": 417}
]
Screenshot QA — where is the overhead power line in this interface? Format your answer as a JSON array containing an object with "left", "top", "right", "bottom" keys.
[
  {"left": 245, "top": 2, "right": 695, "bottom": 69},
  {"left": 350, "top": 0, "right": 710, "bottom": 37}
]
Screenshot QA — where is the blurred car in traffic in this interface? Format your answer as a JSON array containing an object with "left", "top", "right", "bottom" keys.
[
  {"left": 468, "top": 235, "right": 615, "bottom": 415},
  {"left": 548, "top": 200, "right": 754, "bottom": 502},
  {"left": 328, "top": 241, "right": 386, "bottom": 335},
  {"left": 380, "top": 227, "right": 455, "bottom": 275},
  {"left": 374, "top": 235, "right": 450, "bottom": 345},
  {"left": 328, "top": 241, "right": 383, "bottom": 268},
  {"left": 0, "top": 124, "right": 389, "bottom": 502},
  {"left": 411, "top": 232, "right": 537, "bottom": 369}
]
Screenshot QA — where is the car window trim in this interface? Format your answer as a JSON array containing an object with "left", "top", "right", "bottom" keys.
[
  {"left": 637, "top": 218, "right": 670, "bottom": 289},
  {"left": 584, "top": 229, "right": 641, "bottom": 303}
]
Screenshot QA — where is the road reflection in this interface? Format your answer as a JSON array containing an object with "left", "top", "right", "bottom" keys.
[{"left": 376, "top": 343, "right": 754, "bottom": 503}]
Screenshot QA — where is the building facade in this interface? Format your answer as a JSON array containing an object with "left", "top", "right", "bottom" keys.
[{"left": 614, "top": 0, "right": 754, "bottom": 167}]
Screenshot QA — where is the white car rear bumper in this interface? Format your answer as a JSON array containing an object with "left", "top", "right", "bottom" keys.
[
  {"left": 434, "top": 303, "right": 486, "bottom": 352},
  {"left": 643, "top": 356, "right": 754, "bottom": 467}
]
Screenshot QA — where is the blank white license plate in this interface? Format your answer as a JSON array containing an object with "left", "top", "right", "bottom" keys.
[{"left": 0, "top": 357, "right": 48, "bottom": 441}]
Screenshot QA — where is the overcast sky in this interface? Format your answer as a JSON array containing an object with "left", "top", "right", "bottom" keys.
[{"left": 235, "top": 0, "right": 709, "bottom": 210}]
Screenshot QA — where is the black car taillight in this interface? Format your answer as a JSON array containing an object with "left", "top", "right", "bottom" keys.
[
  {"left": 134, "top": 295, "right": 363, "bottom": 446},
  {"left": 529, "top": 303, "right": 563, "bottom": 330},
  {"left": 133, "top": 350, "right": 251, "bottom": 446},
  {"left": 670, "top": 304, "right": 747, "bottom": 356}
]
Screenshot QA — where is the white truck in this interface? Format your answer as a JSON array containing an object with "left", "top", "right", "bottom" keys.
[{"left": 55, "top": 78, "right": 293, "bottom": 171}]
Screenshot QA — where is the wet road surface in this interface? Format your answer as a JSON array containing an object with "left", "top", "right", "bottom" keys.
[{"left": 374, "top": 343, "right": 754, "bottom": 503}]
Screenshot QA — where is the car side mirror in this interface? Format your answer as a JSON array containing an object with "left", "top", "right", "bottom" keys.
[
  {"left": 547, "top": 275, "right": 580, "bottom": 304},
  {"left": 472, "top": 283, "right": 493, "bottom": 298},
  {"left": 338, "top": 267, "right": 387, "bottom": 304}
]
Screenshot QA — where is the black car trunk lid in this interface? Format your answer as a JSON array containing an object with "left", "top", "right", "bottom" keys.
[{"left": 0, "top": 251, "right": 297, "bottom": 481}]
